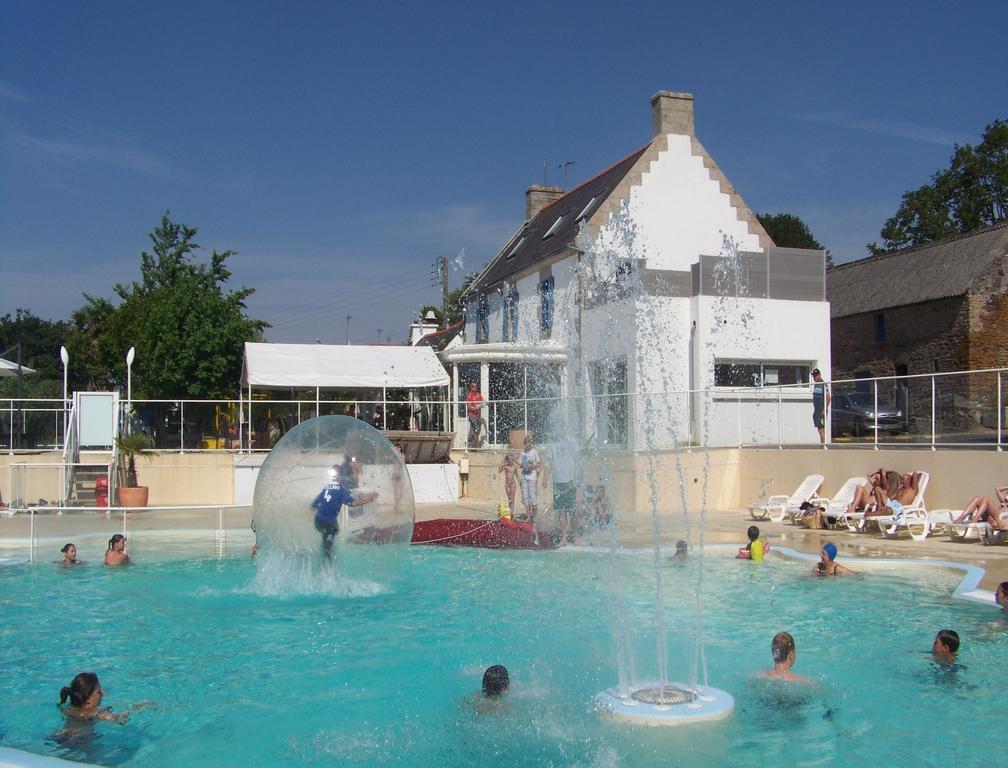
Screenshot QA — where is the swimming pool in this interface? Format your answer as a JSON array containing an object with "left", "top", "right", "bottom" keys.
[{"left": 0, "top": 544, "right": 1003, "bottom": 767}]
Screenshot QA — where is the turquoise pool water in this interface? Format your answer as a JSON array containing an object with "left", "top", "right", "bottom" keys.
[{"left": 0, "top": 546, "right": 1003, "bottom": 767}]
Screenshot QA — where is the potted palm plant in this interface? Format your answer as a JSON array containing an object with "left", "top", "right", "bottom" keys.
[{"left": 114, "top": 432, "right": 154, "bottom": 507}]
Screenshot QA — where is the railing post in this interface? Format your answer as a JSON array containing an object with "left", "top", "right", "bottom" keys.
[
  {"left": 777, "top": 386, "right": 782, "bottom": 449},
  {"left": 873, "top": 379, "right": 879, "bottom": 450},
  {"left": 180, "top": 400, "right": 185, "bottom": 453},
  {"left": 998, "top": 370, "right": 1003, "bottom": 452},
  {"left": 29, "top": 508, "right": 34, "bottom": 562},
  {"left": 7, "top": 400, "right": 12, "bottom": 455},
  {"left": 930, "top": 375, "right": 937, "bottom": 450}
]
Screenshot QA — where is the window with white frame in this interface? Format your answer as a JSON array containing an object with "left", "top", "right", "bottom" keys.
[{"left": 713, "top": 360, "right": 811, "bottom": 387}]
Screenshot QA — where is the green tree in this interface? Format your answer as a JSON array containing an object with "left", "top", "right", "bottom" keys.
[
  {"left": 870, "top": 118, "right": 1008, "bottom": 253},
  {"left": 0, "top": 309, "right": 71, "bottom": 397},
  {"left": 85, "top": 213, "right": 267, "bottom": 399},
  {"left": 756, "top": 212, "right": 832, "bottom": 267}
]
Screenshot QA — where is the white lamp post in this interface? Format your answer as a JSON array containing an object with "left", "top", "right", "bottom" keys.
[
  {"left": 60, "top": 346, "right": 69, "bottom": 443},
  {"left": 125, "top": 347, "right": 135, "bottom": 434}
]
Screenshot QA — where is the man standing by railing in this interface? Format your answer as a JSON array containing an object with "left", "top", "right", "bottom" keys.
[{"left": 811, "top": 368, "right": 831, "bottom": 446}]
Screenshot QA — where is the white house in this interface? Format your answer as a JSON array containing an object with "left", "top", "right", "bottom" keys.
[{"left": 444, "top": 92, "right": 830, "bottom": 449}]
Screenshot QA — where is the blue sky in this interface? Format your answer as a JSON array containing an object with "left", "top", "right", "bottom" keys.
[{"left": 2, "top": 1, "right": 1005, "bottom": 344}]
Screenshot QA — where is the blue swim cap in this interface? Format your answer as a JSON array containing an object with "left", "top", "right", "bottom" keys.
[{"left": 823, "top": 543, "right": 837, "bottom": 561}]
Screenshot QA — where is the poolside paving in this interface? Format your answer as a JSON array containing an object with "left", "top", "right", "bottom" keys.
[{"left": 3, "top": 500, "right": 1007, "bottom": 592}]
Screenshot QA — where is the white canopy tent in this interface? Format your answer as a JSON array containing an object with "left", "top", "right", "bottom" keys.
[
  {"left": 0, "top": 357, "right": 36, "bottom": 378},
  {"left": 239, "top": 342, "right": 450, "bottom": 444}
]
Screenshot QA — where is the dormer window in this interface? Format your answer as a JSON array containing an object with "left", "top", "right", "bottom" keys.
[{"left": 506, "top": 235, "right": 526, "bottom": 260}]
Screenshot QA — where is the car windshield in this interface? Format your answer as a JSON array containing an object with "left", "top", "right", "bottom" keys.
[{"left": 847, "top": 393, "right": 895, "bottom": 408}]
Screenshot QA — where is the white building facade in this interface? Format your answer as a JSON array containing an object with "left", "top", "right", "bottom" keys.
[{"left": 445, "top": 92, "right": 830, "bottom": 449}]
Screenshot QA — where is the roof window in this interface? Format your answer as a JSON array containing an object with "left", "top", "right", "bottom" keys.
[
  {"left": 506, "top": 236, "right": 526, "bottom": 260},
  {"left": 577, "top": 196, "right": 599, "bottom": 222},
  {"left": 542, "top": 212, "right": 568, "bottom": 240}
]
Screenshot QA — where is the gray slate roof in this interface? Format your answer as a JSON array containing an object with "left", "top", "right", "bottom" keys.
[
  {"left": 826, "top": 221, "right": 1008, "bottom": 318},
  {"left": 467, "top": 144, "right": 650, "bottom": 296}
]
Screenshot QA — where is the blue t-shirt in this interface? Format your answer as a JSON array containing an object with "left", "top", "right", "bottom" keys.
[
  {"left": 311, "top": 482, "right": 355, "bottom": 526},
  {"left": 812, "top": 381, "right": 828, "bottom": 412}
]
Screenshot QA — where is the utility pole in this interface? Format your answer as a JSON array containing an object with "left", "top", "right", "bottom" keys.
[
  {"left": 438, "top": 256, "right": 449, "bottom": 328},
  {"left": 346, "top": 314, "right": 351, "bottom": 345},
  {"left": 377, "top": 328, "right": 383, "bottom": 344}
]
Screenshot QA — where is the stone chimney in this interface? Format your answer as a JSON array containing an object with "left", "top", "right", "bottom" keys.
[
  {"left": 526, "top": 184, "right": 565, "bottom": 220},
  {"left": 651, "top": 91, "right": 694, "bottom": 137}
]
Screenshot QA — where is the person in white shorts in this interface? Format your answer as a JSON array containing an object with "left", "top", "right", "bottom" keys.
[{"left": 518, "top": 435, "right": 541, "bottom": 523}]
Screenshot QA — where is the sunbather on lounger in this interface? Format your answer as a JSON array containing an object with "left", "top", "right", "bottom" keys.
[
  {"left": 870, "top": 469, "right": 919, "bottom": 521},
  {"left": 954, "top": 495, "right": 1003, "bottom": 530},
  {"left": 846, "top": 469, "right": 884, "bottom": 515}
]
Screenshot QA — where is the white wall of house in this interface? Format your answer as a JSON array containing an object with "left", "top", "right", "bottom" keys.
[
  {"left": 627, "top": 134, "right": 761, "bottom": 272},
  {"left": 695, "top": 295, "right": 831, "bottom": 445}
]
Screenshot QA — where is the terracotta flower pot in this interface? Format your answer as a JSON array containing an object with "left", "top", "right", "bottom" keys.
[{"left": 117, "top": 486, "right": 149, "bottom": 507}]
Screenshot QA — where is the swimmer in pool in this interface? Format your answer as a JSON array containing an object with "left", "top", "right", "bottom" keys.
[
  {"left": 931, "top": 629, "right": 960, "bottom": 666},
  {"left": 760, "top": 631, "right": 810, "bottom": 682},
  {"left": 58, "top": 543, "right": 84, "bottom": 567},
  {"left": 469, "top": 664, "right": 510, "bottom": 713},
  {"left": 811, "top": 543, "right": 855, "bottom": 576},
  {"left": 104, "top": 534, "right": 130, "bottom": 566},
  {"left": 996, "top": 581, "right": 1008, "bottom": 613},
  {"left": 57, "top": 672, "right": 150, "bottom": 725}
]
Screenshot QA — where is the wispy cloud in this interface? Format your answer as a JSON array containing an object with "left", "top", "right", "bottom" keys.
[
  {"left": 0, "top": 81, "right": 28, "bottom": 103},
  {"left": 795, "top": 111, "right": 973, "bottom": 147},
  {"left": 8, "top": 128, "right": 175, "bottom": 178}
]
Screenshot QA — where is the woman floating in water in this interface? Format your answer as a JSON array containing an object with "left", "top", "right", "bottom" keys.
[
  {"left": 58, "top": 543, "right": 84, "bottom": 567},
  {"left": 104, "top": 534, "right": 130, "bottom": 566},
  {"left": 58, "top": 672, "right": 150, "bottom": 725}
]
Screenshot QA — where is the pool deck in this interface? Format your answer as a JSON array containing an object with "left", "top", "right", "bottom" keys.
[{"left": 3, "top": 501, "right": 1007, "bottom": 592}]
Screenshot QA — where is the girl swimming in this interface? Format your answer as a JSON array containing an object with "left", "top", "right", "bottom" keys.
[
  {"left": 58, "top": 543, "right": 83, "bottom": 567},
  {"left": 104, "top": 534, "right": 130, "bottom": 566},
  {"left": 58, "top": 672, "right": 148, "bottom": 724}
]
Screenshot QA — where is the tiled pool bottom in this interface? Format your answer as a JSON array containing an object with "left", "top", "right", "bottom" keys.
[{"left": 0, "top": 545, "right": 1003, "bottom": 767}]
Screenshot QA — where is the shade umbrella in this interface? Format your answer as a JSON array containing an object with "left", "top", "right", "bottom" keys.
[{"left": 0, "top": 357, "right": 36, "bottom": 377}]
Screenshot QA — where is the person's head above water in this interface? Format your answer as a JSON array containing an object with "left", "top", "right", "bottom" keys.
[
  {"left": 996, "top": 581, "right": 1008, "bottom": 611},
  {"left": 771, "top": 631, "right": 796, "bottom": 664},
  {"left": 933, "top": 629, "right": 960, "bottom": 658},
  {"left": 107, "top": 534, "right": 126, "bottom": 552},
  {"left": 482, "top": 665, "right": 509, "bottom": 698},
  {"left": 676, "top": 540, "right": 688, "bottom": 553},
  {"left": 61, "top": 543, "right": 77, "bottom": 560},
  {"left": 822, "top": 543, "right": 837, "bottom": 562},
  {"left": 60, "top": 672, "right": 101, "bottom": 709},
  {"left": 747, "top": 525, "right": 760, "bottom": 543}
]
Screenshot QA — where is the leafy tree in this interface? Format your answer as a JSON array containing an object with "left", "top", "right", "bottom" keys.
[
  {"left": 84, "top": 213, "right": 267, "bottom": 399},
  {"left": 870, "top": 118, "right": 1008, "bottom": 253},
  {"left": 756, "top": 212, "right": 832, "bottom": 267},
  {"left": 0, "top": 309, "right": 71, "bottom": 397}
]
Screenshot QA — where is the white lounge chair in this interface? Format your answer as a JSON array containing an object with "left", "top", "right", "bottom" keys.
[
  {"left": 748, "top": 474, "right": 824, "bottom": 523},
  {"left": 872, "top": 471, "right": 931, "bottom": 540},
  {"left": 822, "top": 477, "right": 868, "bottom": 530}
]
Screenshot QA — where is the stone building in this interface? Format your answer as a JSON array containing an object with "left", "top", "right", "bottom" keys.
[
  {"left": 443, "top": 91, "right": 829, "bottom": 449},
  {"left": 827, "top": 221, "right": 1008, "bottom": 433},
  {"left": 828, "top": 221, "right": 1008, "bottom": 379}
]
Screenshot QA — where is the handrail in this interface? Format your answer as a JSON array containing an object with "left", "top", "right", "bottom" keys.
[{"left": 61, "top": 402, "right": 79, "bottom": 506}]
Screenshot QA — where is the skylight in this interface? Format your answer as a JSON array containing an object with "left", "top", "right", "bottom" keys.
[
  {"left": 506, "top": 236, "right": 526, "bottom": 259},
  {"left": 542, "top": 213, "right": 567, "bottom": 239},
  {"left": 576, "top": 196, "right": 598, "bottom": 221}
]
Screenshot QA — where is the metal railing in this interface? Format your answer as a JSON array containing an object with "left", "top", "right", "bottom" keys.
[{"left": 1, "top": 367, "right": 1005, "bottom": 453}]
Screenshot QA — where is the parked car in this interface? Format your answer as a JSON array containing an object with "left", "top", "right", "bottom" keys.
[{"left": 831, "top": 393, "right": 905, "bottom": 437}]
